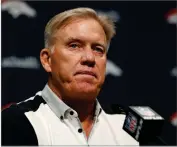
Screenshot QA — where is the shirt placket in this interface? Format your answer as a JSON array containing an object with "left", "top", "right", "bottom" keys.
[
  {"left": 65, "top": 110, "right": 89, "bottom": 146},
  {"left": 87, "top": 115, "right": 99, "bottom": 143}
]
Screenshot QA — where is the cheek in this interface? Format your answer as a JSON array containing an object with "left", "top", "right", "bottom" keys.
[
  {"left": 50, "top": 53, "right": 77, "bottom": 78},
  {"left": 98, "top": 60, "right": 107, "bottom": 76}
]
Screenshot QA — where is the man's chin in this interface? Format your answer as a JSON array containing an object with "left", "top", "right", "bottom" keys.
[
  {"left": 63, "top": 82, "right": 101, "bottom": 99},
  {"left": 72, "top": 86, "right": 99, "bottom": 99}
]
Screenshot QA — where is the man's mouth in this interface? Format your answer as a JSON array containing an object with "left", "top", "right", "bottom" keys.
[{"left": 75, "top": 71, "right": 97, "bottom": 78}]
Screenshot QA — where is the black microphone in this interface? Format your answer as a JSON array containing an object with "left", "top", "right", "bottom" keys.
[{"left": 122, "top": 106, "right": 167, "bottom": 145}]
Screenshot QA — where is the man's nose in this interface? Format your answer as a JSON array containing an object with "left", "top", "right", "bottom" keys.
[{"left": 80, "top": 47, "right": 95, "bottom": 67}]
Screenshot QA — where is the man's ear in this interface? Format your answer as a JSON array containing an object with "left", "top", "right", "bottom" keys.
[{"left": 40, "top": 48, "right": 52, "bottom": 72}]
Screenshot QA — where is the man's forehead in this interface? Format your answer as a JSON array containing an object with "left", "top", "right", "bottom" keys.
[
  {"left": 58, "top": 18, "right": 105, "bottom": 36},
  {"left": 53, "top": 18, "right": 107, "bottom": 47},
  {"left": 62, "top": 29, "right": 106, "bottom": 43}
]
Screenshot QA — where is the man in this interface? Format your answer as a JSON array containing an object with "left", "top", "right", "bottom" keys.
[{"left": 2, "top": 7, "right": 139, "bottom": 146}]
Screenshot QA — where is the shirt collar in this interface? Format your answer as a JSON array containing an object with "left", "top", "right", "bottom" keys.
[
  {"left": 94, "top": 99, "right": 102, "bottom": 117},
  {"left": 41, "top": 84, "right": 102, "bottom": 119},
  {"left": 41, "top": 84, "right": 71, "bottom": 119}
]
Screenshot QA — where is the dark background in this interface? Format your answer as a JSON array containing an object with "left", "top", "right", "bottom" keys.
[{"left": 2, "top": 1, "right": 176, "bottom": 145}]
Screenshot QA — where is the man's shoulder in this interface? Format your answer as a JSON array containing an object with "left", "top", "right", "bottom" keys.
[
  {"left": 3, "top": 92, "right": 45, "bottom": 112},
  {"left": 101, "top": 104, "right": 127, "bottom": 115},
  {"left": 101, "top": 104, "right": 127, "bottom": 121},
  {"left": 2, "top": 92, "right": 46, "bottom": 128},
  {"left": 101, "top": 104, "right": 128, "bottom": 132},
  {"left": 1, "top": 93, "right": 45, "bottom": 146}
]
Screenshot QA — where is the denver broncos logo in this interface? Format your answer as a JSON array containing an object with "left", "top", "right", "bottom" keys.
[{"left": 2, "top": 0, "right": 37, "bottom": 18}]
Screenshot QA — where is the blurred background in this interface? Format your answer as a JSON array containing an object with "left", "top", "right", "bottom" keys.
[{"left": 1, "top": 0, "right": 176, "bottom": 145}]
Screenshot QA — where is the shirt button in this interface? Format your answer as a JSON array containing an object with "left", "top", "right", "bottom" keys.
[
  {"left": 78, "top": 128, "right": 83, "bottom": 133},
  {"left": 70, "top": 111, "right": 74, "bottom": 115},
  {"left": 60, "top": 116, "right": 63, "bottom": 120}
]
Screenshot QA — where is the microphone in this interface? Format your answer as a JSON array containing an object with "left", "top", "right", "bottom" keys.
[{"left": 122, "top": 106, "right": 167, "bottom": 145}]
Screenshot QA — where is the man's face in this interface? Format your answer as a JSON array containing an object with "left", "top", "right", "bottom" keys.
[{"left": 48, "top": 18, "right": 107, "bottom": 100}]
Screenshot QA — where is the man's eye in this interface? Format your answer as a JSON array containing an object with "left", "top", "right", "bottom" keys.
[
  {"left": 94, "top": 47, "right": 104, "bottom": 53},
  {"left": 70, "top": 44, "right": 79, "bottom": 48}
]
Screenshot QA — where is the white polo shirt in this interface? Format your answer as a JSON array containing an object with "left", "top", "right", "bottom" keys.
[{"left": 20, "top": 85, "right": 138, "bottom": 146}]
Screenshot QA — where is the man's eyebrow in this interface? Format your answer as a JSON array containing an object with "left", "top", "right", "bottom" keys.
[{"left": 66, "top": 37, "right": 84, "bottom": 43}]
